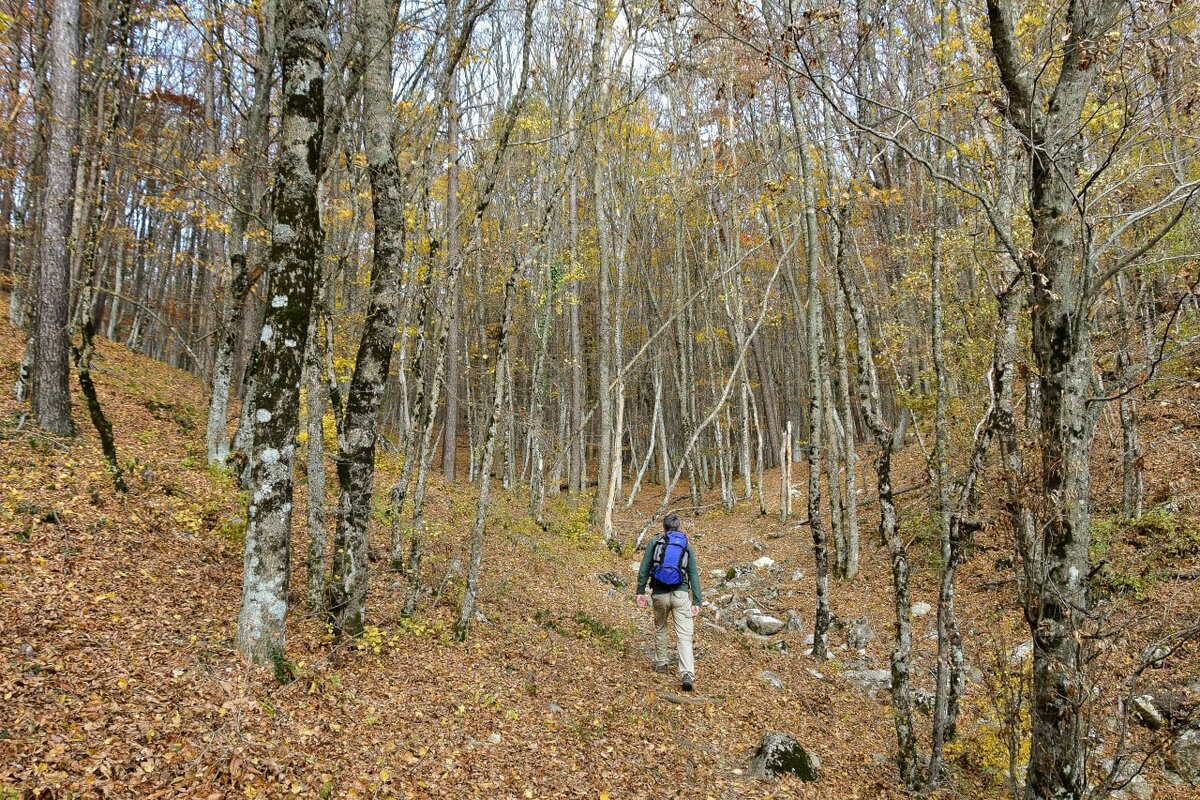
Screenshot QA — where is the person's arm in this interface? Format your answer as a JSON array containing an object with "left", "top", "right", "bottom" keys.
[
  {"left": 636, "top": 536, "right": 658, "bottom": 595},
  {"left": 687, "top": 545, "right": 702, "bottom": 605}
]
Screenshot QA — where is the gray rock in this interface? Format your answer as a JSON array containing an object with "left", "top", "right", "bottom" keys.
[
  {"left": 844, "top": 669, "right": 892, "bottom": 693},
  {"left": 747, "top": 613, "right": 785, "bottom": 636},
  {"left": 763, "top": 586, "right": 780, "bottom": 603},
  {"left": 785, "top": 610, "right": 804, "bottom": 634},
  {"left": 487, "top": 733, "right": 502, "bottom": 744},
  {"left": 1009, "top": 640, "right": 1034, "bottom": 666},
  {"left": 597, "top": 571, "right": 626, "bottom": 590},
  {"left": 911, "top": 601, "right": 933, "bottom": 618},
  {"left": 748, "top": 732, "right": 820, "bottom": 781},
  {"left": 752, "top": 556, "right": 776, "bottom": 570},
  {"left": 803, "top": 634, "right": 815, "bottom": 646},
  {"left": 547, "top": 703, "right": 564, "bottom": 713},
  {"left": 1105, "top": 759, "right": 1153, "bottom": 800},
  {"left": 845, "top": 616, "right": 877, "bottom": 649},
  {"left": 964, "top": 666, "right": 985, "bottom": 684},
  {"left": 758, "top": 670, "right": 785, "bottom": 690},
  {"left": 1122, "top": 775, "right": 1153, "bottom": 800},
  {"left": 1167, "top": 727, "right": 1200, "bottom": 785},
  {"left": 1144, "top": 645, "right": 1171, "bottom": 669},
  {"left": 1131, "top": 695, "right": 1167, "bottom": 730},
  {"left": 791, "top": 569, "right": 805, "bottom": 582}
]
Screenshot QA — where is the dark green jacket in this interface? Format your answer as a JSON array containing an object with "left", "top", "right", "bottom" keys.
[{"left": 637, "top": 533, "right": 702, "bottom": 605}]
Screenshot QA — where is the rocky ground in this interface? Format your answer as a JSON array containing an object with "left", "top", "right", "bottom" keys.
[{"left": 1, "top": 314, "right": 1198, "bottom": 799}]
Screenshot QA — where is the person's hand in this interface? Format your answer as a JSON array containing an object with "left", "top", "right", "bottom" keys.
[
  {"left": 636, "top": 594, "right": 649, "bottom": 610},
  {"left": 691, "top": 605, "right": 700, "bottom": 618}
]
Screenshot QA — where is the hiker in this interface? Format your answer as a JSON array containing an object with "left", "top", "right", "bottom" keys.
[{"left": 636, "top": 512, "right": 702, "bottom": 691}]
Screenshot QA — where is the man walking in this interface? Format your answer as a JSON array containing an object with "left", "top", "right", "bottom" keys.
[{"left": 637, "top": 513, "right": 701, "bottom": 691}]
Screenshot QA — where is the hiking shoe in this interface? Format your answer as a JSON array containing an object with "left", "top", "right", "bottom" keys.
[
  {"left": 653, "top": 663, "right": 670, "bottom": 674},
  {"left": 680, "top": 673, "right": 694, "bottom": 692}
]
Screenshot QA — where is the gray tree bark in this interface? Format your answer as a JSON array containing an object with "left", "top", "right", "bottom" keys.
[
  {"left": 32, "top": 0, "right": 79, "bottom": 436},
  {"left": 327, "top": 0, "right": 407, "bottom": 639},
  {"left": 234, "top": 0, "right": 327, "bottom": 663},
  {"left": 205, "top": 4, "right": 275, "bottom": 465}
]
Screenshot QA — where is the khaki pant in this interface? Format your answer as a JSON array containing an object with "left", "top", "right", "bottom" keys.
[{"left": 652, "top": 590, "right": 695, "bottom": 677}]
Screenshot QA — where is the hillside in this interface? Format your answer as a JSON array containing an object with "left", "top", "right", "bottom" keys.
[{"left": 2, "top": 319, "right": 1198, "bottom": 799}]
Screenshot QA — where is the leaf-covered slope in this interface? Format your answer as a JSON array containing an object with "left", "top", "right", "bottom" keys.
[{"left": 2, "top": 317, "right": 1197, "bottom": 799}]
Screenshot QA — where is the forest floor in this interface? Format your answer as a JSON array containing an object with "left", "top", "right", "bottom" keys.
[{"left": 1, "top": 315, "right": 1199, "bottom": 799}]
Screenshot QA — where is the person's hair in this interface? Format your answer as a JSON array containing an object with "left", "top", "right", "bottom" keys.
[{"left": 663, "top": 512, "right": 681, "bottom": 531}]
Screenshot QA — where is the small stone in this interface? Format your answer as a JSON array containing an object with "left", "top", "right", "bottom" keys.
[
  {"left": 785, "top": 611, "right": 803, "bottom": 634},
  {"left": 758, "top": 670, "right": 785, "bottom": 690},
  {"left": 806, "top": 668, "right": 825, "bottom": 681},
  {"left": 803, "top": 634, "right": 815, "bottom": 646},
  {"left": 1144, "top": 645, "right": 1171, "bottom": 669},
  {"left": 1130, "top": 695, "right": 1167, "bottom": 730},
  {"left": 763, "top": 586, "right": 779, "bottom": 603},
  {"left": 748, "top": 732, "right": 819, "bottom": 781},
  {"left": 547, "top": 703, "right": 564, "bottom": 713},
  {"left": 752, "top": 556, "right": 776, "bottom": 570},
  {"left": 911, "top": 601, "right": 933, "bottom": 618},
  {"left": 791, "top": 570, "right": 805, "bottom": 582},
  {"left": 487, "top": 733, "right": 501, "bottom": 744},
  {"left": 747, "top": 614, "right": 785, "bottom": 636},
  {"left": 597, "top": 571, "right": 626, "bottom": 590}
]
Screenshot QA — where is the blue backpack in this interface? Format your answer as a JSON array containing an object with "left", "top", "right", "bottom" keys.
[{"left": 651, "top": 531, "right": 689, "bottom": 589}]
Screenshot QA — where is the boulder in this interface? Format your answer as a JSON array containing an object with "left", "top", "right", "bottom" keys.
[
  {"left": 1104, "top": 758, "right": 1154, "bottom": 800},
  {"left": 844, "top": 669, "right": 892, "bottom": 694},
  {"left": 747, "top": 613, "right": 785, "bottom": 636},
  {"left": 758, "top": 670, "right": 785, "bottom": 690},
  {"left": 1167, "top": 727, "right": 1200, "bottom": 785},
  {"left": 1131, "top": 695, "right": 1167, "bottom": 730},
  {"left": 748, "top": 732, "right": 820, "bottom": 781},
  {"left": 844, "top": 616, "right": 876, "bottom": 649}
]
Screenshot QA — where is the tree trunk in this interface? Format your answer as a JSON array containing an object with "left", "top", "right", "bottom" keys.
[
  {"left": 327, "top": 0, "right": 407, "bottom": 639},
  {"left": 456, "top": 264, "right": 518, "bottom": 640},
  {"left": 32, "top": 0, "right": 79, "bottom": 436},
  {"left": 234, "top": 0, "right": 327, "bottom": 663},
  {"left": 305, "top": 305, "right": 328, "bottom": 613},
  {"left": 205, "top": 4, "right": 275, "bottom": 466}
]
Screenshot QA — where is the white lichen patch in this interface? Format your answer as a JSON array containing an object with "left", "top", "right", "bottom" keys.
[
  {"left": 261, "top": 447, "right": 281, "bottom": 464},
  {"left": 256, "top": 409, "right": 272, "bottom": 423},
  {"left": 261, "top": 324, "right": 274, "bottom": 343},
  {"left": 284, "top": 338, "right": 297, "bottom": 348},
  {"left": 271, "top": 294, "right": 289, "bottom": 308}
]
